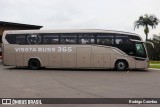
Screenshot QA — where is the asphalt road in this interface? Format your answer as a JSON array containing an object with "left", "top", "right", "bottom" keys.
[{"left": 0, "top": 64, "right": 160, "bottom": 107}]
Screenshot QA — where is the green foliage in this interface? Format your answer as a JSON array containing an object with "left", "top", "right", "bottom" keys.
[
  {"left": 149, "top": 61, "right": 160, "bottom": 68},
  {"left": 134, "top": 14, "right": 159, "bottom": 41},
  {"left": 150, "top": 61, "right": 160, "bottom": 64},
  {"left": 149, "top": 63, "right": 160, "bottom": 69},
  {"left": 147, "top": 39, "right": 160, "bottom": 60}
]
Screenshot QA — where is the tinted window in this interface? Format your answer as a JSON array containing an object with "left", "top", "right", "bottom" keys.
[
  {"left": 114, "top": 35, "right": 136, "bottom": 56},
  {"left": 135, "top": 43, "right": 146, "bottom": 58},
  {"left": 5, "top": 34, "right": 16, "bottom": 44},
  {"left": 16, "top": 35, "right": 26, "bottom": 44},
  {"left": 90, "top": 35, "right": 95, "bottom": 44},
  {"left": 130, "top": 36, "right": 141, "bottom": 40},
  {"left": 115, "top": 35, "right": 129, "bottom": 44},
  {"left": 26, "top": 34, "right": 42, "bottom": 45},
  {"left": 97, "top": 34, "right": 114, "bottom": 45},
  {"left": 6, "top": 34, "right": 43, "bottom": 45},
  {"left": 78, "top": 34, "right": 95, "bottom": 44},
  {"left": 43, "top": 34, "right": 59, "bottom": 44},
  {"left": 60, "top": 34, "right": 77, "bottom": 44},
  {"left": 121, "top": 42, "right": 136, "bottom": 56}
]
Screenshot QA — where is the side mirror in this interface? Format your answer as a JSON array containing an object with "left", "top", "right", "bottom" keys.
[{"left": 145, "top": 41, "right": 154, "bottom": 48}]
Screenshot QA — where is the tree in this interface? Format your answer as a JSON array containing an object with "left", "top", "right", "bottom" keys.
[
  {"left": 134, "top": 14, "right": 159, "bottom": 41},
  {"left": 147, "top": 38, "right": 160, "bottom": 60}
]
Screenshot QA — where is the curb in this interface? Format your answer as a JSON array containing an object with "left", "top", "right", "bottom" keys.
[{"left": 148, "top": 68, "right": 160, "bottom": 71}]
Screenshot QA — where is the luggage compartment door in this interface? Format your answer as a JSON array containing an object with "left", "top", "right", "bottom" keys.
[
  {"left": 16, "top": 53, "right": 24, "bottom": 66},
  {"left": 77, "top": 47, "right": 91, "bottom": 68}
]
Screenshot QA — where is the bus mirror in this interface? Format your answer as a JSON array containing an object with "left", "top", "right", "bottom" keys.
[
  {"left": 145, "top": 41, "right": 154, "bottom": 48},
  {"left": 129, "top": 39, "right": 154, "bottom": 48}
]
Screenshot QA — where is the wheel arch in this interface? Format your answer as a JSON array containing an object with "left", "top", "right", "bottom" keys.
[
  {"left": 28, "top": 57, "right": 42, "bottom": 67},
  {"left": 114, "top": 59, "right": 129, "bottom": 69}
]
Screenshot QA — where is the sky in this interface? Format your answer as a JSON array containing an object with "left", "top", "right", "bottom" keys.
[{"left": 0, "top": 0, "right": 160, "bottom": 40}]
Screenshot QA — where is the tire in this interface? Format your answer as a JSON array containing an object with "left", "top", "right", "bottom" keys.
[
  {"left": 115, "top": 60, "right": 127, "bottom": 71},
  {"left": 28, "top": 59, "right": 41, "bottom": 70}
]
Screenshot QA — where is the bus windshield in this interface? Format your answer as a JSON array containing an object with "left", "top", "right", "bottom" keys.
[{"left": 135, "top": 42, "right": 147, "bottom": 58}]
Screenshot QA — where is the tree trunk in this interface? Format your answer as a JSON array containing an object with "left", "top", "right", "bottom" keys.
[
  {"left": 144, "top": 26, "right": 149, "bottom": 41},
  {"left": 146, "top": 33, "right": 148, "bottom": 41}
]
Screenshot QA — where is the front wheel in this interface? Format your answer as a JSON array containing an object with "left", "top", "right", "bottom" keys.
[
  {"left": 115, "top": 60, "right": 127, "bottom": 71},
  {"left": 28, "top": 59, "right": 41, "bottom": 70}
]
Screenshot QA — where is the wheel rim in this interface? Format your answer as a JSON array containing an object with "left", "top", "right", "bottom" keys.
[
  {"left": 31, "top": 61, "right": 38, "bottom": 68},
  {"left": 29, "top": 59, "right": 40, "bottom": 70},
  {"left": 117, "top": 62, "right": 125, "bottom": 70}
]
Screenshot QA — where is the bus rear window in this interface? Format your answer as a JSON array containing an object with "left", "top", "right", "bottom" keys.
[
  {"left": 5, "top": 34, "right": 16, "bottom": 44},
  {"left": 5, "top": 34, "right": 27, "bottom": 44}
]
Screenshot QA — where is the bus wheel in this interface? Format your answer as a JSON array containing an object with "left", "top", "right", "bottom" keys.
[
  {"left": 115, "top": 60, "right": 127, "bottom": 71},
  {"left": 28, "top": 59, "right": 41, "bottom": 70}
]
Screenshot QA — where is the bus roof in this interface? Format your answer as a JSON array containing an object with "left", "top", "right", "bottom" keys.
[{"left": 3, "top": 29, "right": 139, "bottom": 36}]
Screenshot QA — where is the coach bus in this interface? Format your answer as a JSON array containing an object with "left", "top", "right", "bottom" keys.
[{"left": 2, "top": 29, "right": 149, "bottom": 70}]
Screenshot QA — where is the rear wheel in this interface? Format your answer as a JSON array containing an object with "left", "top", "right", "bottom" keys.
[
  {"left": 28, "top": 59, "right": 41, "bottom": 70},
  {"left": 115, "top": 60, "right": 127, "bottom": 71}
]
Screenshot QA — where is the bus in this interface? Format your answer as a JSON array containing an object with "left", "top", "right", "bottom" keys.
[{"left": 2, "top": 29, "right": 149, "bottom": 71}]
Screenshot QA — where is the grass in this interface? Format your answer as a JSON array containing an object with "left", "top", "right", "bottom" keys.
[
  {"left": 149, "top": 61, "right": 160, "bottom": 64},
  {"left": 149, "top": 64, "right": 160, "bottom": 69},
  {"left": 149, "top": 61, "right": 160, "bottom": 69}
]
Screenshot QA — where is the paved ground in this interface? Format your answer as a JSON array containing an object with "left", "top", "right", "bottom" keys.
[{"left": 0, "top": 64, "right": 160, "bottom": 107}]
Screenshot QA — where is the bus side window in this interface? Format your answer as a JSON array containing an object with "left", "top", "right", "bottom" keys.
[
  {"left": 60, "top": 34, "right": 77, "bottom": 44},
  {"left": 90, "top": 34, "right": 95, "bottom": 44},
  {"left": 16, "top": 35, "right": 26, "bottom": 45},
  {"left": 115, "top": 35, "right": 129, "bottom": 44},
  {"left": 96, "top": 34, "right": 114, "bottom": 45},
  {"left": 43, "top": 34, "right": 59, "bottom": 44},
  {"left": 78, "top": 34, "right": 94, "bottom": 44},
  {"left": 26, "top": 34, "right": 42, "bottom": 45}
]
